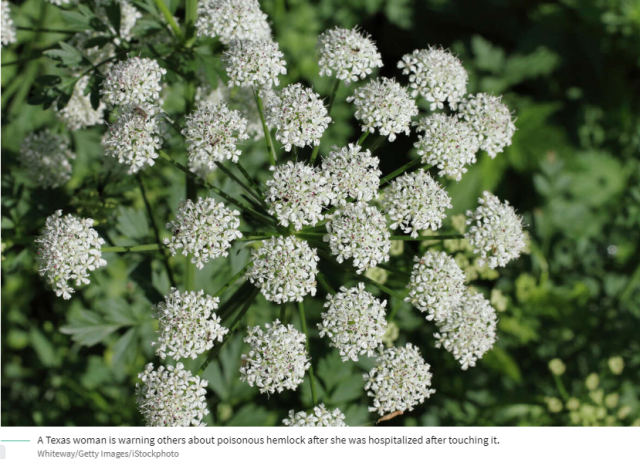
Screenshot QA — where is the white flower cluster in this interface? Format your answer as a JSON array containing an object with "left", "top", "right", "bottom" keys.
[
  {"left": 246, "top": 236, "right": 318, "bottom": 303},
  {"left": 324, "top": 202, "right": 391, "bottom": 274},
  {"left": 405, "top": 251, "right": 466, "bottom": 322},
  {"left": 45, "top": 0, "right": 76, "bottom": 5},
  {"left": 283, "top": 404, "right": 347, "bottom": 427},
  {"left": 266, "top": 83, "right": 332, "bottom": 151},
  {"left": 36, "top": 210, "right": 107, "bottom": 300},
  {"left": 434, "top": 290, "right": 498, "bottom": 370},
  {"left": 95, "top": 0, "right": 141, "bottom": 42},
  {"left": 152, "top": 288, "right": 228, "bottom": 360},
  {"left": 19, "top": 130, "right": 75, "bottom": 189},
  {"left": 321, "top": 143, "right": 381, "bottom": 206},
  {"left": 1, "top": 1, "right": 16, "bottom": 47},
  {"left": 414, "top": 114, "right": 480, "bottom": 181},
  {"left": 398, "top": 47, "right": 468, "bottom": 110},
  {"left": 347, "top": 77, "right": 418, "bottom": 141},
  {"left": 196, "top": 0, "right": 271, "bottom": 44},
  {"left": 164, "top": 197, "right": 242, "bottom": 269},
  {"left": 136, "top": 363, "right": 209, "bottom": 427},
  {"left": 465, "top": 191, "right": 526, "bottom": 268},
  {"left": 240, "top": 319, "right": 310, "bottom": 394},
  {"left": 363, "top": 344, "right": 435, "bottom": 415},
  {"left": 55, "top": 76, "right": 106, "bottom": 131},
  {"left": 225, "top": 39, "right": 287, "bottom": 89},
  {"left": 319, "top": 283, "right": 387, "bottom": 362},
  {"left": 381, "top": 169, "right": 452, "bottom": 237},
  {"left": 317, "top": 26, "right": 383, "bottom": 84},
  {"left": 265, "top": 162, "right": 333, "bottom": 230},
  {"left": 183, "top": 101, "right": 249, "bottom": 167},
  {"left": 458, "top": 93, "right": 516, "bottom": 158},
  {"left": 101, "top": 57, "right": 166, "bottom": 112}
]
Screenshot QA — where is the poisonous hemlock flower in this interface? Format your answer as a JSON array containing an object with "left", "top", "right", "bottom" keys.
[
  {"left": 458, "top": 93, "right": 516, "bottom": 158},
  {"left": 240, "top": 319, "right": 310, "bottom": 394},
  {"left": 434, "top": 290, "right": 498, "bottom": 370},
  {"left": 265, "top": 83, "right": 332, "bottom": 151},
  {"left": 1, "top": 1, "right": 16, "bottom": 47},
  {"left": 224, "top": 39, "right": 287, "bottom": 90},
  {"left": 283, "top": 404, "right": 347, "bottom": 427},
  {"left": 19, "top": 130, "right": 75, "bottom": 189},
  {"left": 317, "top": 26, "right": 383, "bottom": 84},
  {"left": 101, "top": 57, "right": 166, "bottom": 112},
  {"left": 246, "top": 236, "right": 319, "bottom": 303},
  {"left": 319, "top": 283, "right": 388, "bottom": 362},
  {"left": 465, "top": 191, "right": 526, "bottom": 268},
  {"left": 164, "top": 197, "right": 242, "bottom": 269},
  {"left": 363, "top": 344, "right": 435, "bottom": 415},
  {"left": 381, "top": 169, "right": 452, "bottom": 237},
  {"left": 136, "top": 362, "right": 209, "bottom": 427},
  {"left": 398, "top": 47, "right": 468, "bottom": 110},
  {"left": 414, "top": 114, "right": 480, "bottom": 181},
  {"left": 265, "top": 162, "right": 333, "bottom": 230},
  {"left": 55, "top": 76, "right": 106, "bottom": 131},
  {"left": 347, "top": 77, "right": 418, "bottom": 141},
  {"left": 324, "top": 202, "right": 391, "bottom": 274},
  {"left": 196, "top": 0, "right": 271, "bottom": 44},
  {"left": 152, "top": 288, "right": 228, "bottom": 360},
  {"left": 321, "top": 143, "right": 381, "bottom": 206},
  {"left": 36, "top": 210, "right": 107, "bottom": 300},
  {"left": 405, "top": 251, "right": 466, "bottom": 322}
]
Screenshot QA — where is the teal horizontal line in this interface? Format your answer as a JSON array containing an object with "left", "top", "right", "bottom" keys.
[{"left": 1, "top": 440, "right": 30, "bottom": 442}]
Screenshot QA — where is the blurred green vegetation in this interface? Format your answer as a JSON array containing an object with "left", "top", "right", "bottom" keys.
[{"left": 2, "top": 0, "right": 639, "bottom": 426}]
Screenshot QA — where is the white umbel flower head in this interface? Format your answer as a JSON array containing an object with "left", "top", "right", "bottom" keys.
[
  {"left": 321, "top": 143, "right": 381, "bottom": 206},
  {"left": 36, "top": 210, "right": 107, "bottom": 300},
  {"left": 324, "top": 202, "right": 391, "bottom": 274},
  {"left": 246, "top": 236, "right": 319, "bottom": 303},
  {"left": 55, "top": 76, "right": 106, "bottom": 131},
  {"left": 196, "top": 0, "right": 271, "bottom": 44},
  {"left": 363, "top": 344, "right": 435, "bottom": 415},
  {"left": 458, "top": 93, "right": 516, "bottom": 158},
  {"left": 225, "top": 39, "right": 287, "bottom": 90},
  {"left": 152, "top": 288, "right": 228, "bottom": 360},
  {"left": 1, "top": 1, "right": 16, "bottom": 47},
  {"left": 434, "top": 290, "right": 498, "bottom": 370},
  {"left": 183, "top": 101, "right": 249, "bottom": 167},
  {"left": 164, "top": 197, "right": 242, "bottom": 269},
  {"left": 465, "top": 191, "right": 526, "bottom": 268},
  {"left": 347, "top": 77, "right": 418, "bottom": 141},
  {"left": 240, "top": 319, "right": 310, "bottom": 394},
  {"left": 398, "top": 47, "right": 468, "bottom": 110},
  {"left": 319, "top": 283, "right": 387, "bottom": 362},
  {"left": 136, "top": 362, "right": 209, "bottom": 426},
  {"left": 266, "top": 83, "right": 331, "bottom": 151},
  {"left": 19, "top": 130, "right": 75, "bottom": 189},
  {"left": 283, "top": 404, "right": 347, "bottom": 427},
  {"left": 101, "top": 57, "right": 166, "bottom": 111},
  {"left": 265, "top": 162, "right": 333, "bottom": 230},
  {"left": 381, "top": 169, "right": 452, "bottom": 237},
  {"left": 405, "top": 251, "right": 466, "bottom": 322},
  {"left": 317, "top": 26, "right": 383, "bottom": 85},
  {"left": 414, "top": 114, "right": 480, "bottom": 181}
]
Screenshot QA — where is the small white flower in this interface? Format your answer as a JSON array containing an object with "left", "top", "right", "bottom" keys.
[
  {"left": 405, "top": 251, "right": 466, "bottom": 322},
  {"left": 45, "top": 0, "right": 76, "bottom": 5},
  {"left": 136, "top": 362, "right": 209, "bottom": 426},
  {"left": 246, "top": 236, "right": 319, "bottom": 304},
  {"left": 319, "top": 283, "right": 387, "bottom": 362},
  {"left": 36, "top": 210, "right": 107, "bottom": 300},
  {"left": 240, "top": 319, "right": 310, "bottom": 394},
  {"left": 196, "top": 0, "right": 271, "bottom": 44},
  {"left": 458, "top": 93, "right": 516, "bottom": 158},
  {"left": 283, "top": 404, "right": 347, "bottom": 427},
  {"left": 55, "top": 76, "right": 106, "bottom": 131},
  {"left": 398, "top": 46, "right": 468, "bottom": 110},
  {"left": 19, "top": 130, "right": 75, "bottom": 189},
  {"left": 164, "top": 197, "right": 242, "bottom": 270},
  {"left": 364, "top": 344, "right": 435, "bottom": 415},
  {"left": 317, "top": 26, "right": 383, "bottom": 85},
  {"left": 465, "top": 191, "right": 526, "bottom": 268},
  {"left": 101, "top": 57, "right": 166, "bottom": 112},
  {"left": 324, "top": 202, "right": 391, "bottom": 274},
  {"left": 414, "top": 113, "right": 480, "bottom": 181},
  {"left": 1, "top": 1, "right": 16, "bottom": 47},
  {"left": 434, "top": 289, "right": 498, "bottom": 370},
  {"left": 381, "top": 169, "right": 452, "bottom": 237},
  {"left": 347, "top": 77, "right": 418, "bottom": 141},
  {"left": 152, "top": 288, "right": 228, "bottom": 360},
  {"left": 321, "top": 143, "right": 381, "bottom": 206},
  {"left": 224, "top": 39, "right": 287, "bottom": 90}
]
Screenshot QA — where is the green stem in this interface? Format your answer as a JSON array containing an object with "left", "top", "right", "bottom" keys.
[
  {"left": 279, "top": 303, "right": 287, "bottom": 323},
  {"left": 298, "top": 301, "right": 318, "bottom": 406},
  {"left": 214, "top": 264, "right": 252, "bottom": 298},
  {"left": 215, "top": 161, "right": 264, "bottom": 204},
  {"left": 379, "top": 157, "right": 423, "bottom": 187},
  {"left": 236, "top": 161, "right": 264, "bottom": 197},
  {"left": 554, "top": 374, "right": 570, "bottom": 401},
  {"left": 357, "top": 131, "right": 370, "bottom": 146},
  {"left": 316, "top": 272, "right": 336, "bottom": 295},
  {"left": 16, "top": 26, "right": 75, "bottom": 34},
  {"left": 390, "top": 234, "right": 464, "bottom": 241},
  {"left": 102, "top": 244, "right": 161, "bottom": 253},
  {"left": 153, "top": 0, "right": 182, "bottom": 37},
  {"left": 254, "top": 90, "right": 277, "bottom": 166},
  {"left": 366, "top": 136, "right": 386, "bottom": 152},
  {"left": 377, "top": 263, "right": 409, "bottom": 277},
  {"left": 309, "top": 78, "right": 340, "bottom": 164}
]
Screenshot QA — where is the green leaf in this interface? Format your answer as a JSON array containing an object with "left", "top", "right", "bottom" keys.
[
  {"left": 328, "top": 375, "right": 363, "bottom": 404},
  {"left": 44, "top": 42, "right": 87, "bottom": 68},
  {"left": 30, "top": 327, "right": 61, "bottom": 368},
  {"left": 483, "top": 346, "right": 523, "bottom": 383},
  {"left": 83, "top": 36, "right": 112, "bottom": 49},
  {"left": 110, "top": 328, "right": 138, "bottom": 368},
  {"left": 115, "top": 206, "right": 150, "bottom": 242},
  {"left": 317, "top": 350, "right": 353, "bottom": 392},
  {"left": 35, "top": 75, "right": 62, "bottom": 87},
  {"left": 200, "top": 54, "right": 227, "bottom": 87},
  {"left": 60, "top": 308, "right": 123, "bottom": 346},
  {"left": 105, "top": 1, "right": 121, "bottom": 37}
]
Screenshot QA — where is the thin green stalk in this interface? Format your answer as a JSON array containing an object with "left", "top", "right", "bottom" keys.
[
  {"left": 254, "top": 89, "right": 277, "bottom": 166},
  {"left": 214, "top": 263, "right": 252, "bottom": 298},
  {"left": 215, "top": 161, "right": 264, "bottom": 204},
  {"left": 309, "top": 78, "right": 341, "bottom": 164},
  {"left": 377, "top": 263, "right": 409, "bottom": 278},
  {"left": 298, "top": 301, "right": 318, "bottom": 406},
  {"left": 390, "top": 234, "right": 464, "bottom": 241},
  {"left": 554, "top": 374, "right": 570, "bottom": 401},
  {"left": 102, "top": 244, "right": 161, "bottom": 253},
  {"left": 357, "top": 131, "right": 370, "bottom": 146},
  {"left": 316, "top": 272, "right": 336, "bottom": 295},
  {"left": 279, "top": 303, "right": 287, "bottom": 323},
  {"left": 379, "top": 157, "right": 422, "bottom": 187},
  {"left": 236, "top": 161, "right": 265, "bottom": 197},
  {"left": 16, "top": 27, "right": 75, "bottom": 34},
  {"left": 366, "top": 136, "right": 386, "bottom": 152},
  {"left": 153, "top": 0, "right": 182, "bottom": 37}
]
